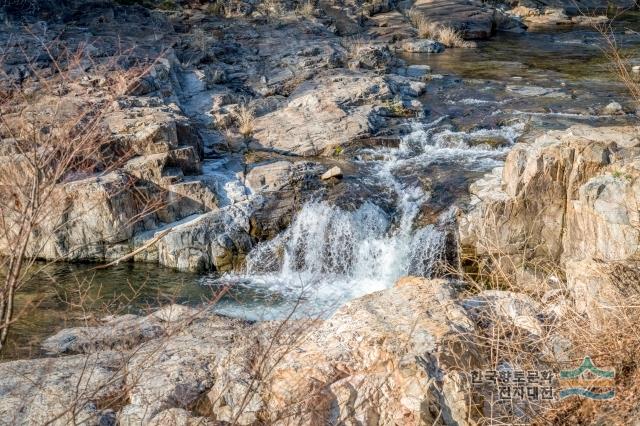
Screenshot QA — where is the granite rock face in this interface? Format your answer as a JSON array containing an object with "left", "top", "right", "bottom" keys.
[
  {"left": 0, "top": 351, "right": 125, "bottom": 426},
  {"left": 460, "top": 125, "right": 640, "bottom": 324},
  {"left": 263, "top": 277, "right": 483, "bottom": 425}
]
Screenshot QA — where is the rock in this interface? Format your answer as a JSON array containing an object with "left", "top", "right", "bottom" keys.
[
  {"left": 252, "top": 71, "right": 393, "bottom": 156},
  {"left": 459, "top": 125, "right": 640, "bottom": 262},
  {"left": 506, "top": 84, "right": 569, "bottom": 98},
  {"left": 153, "top": 202, "right": 254, "bottom": 272},
  {"left": 349, "top": 43, "right": 396, "bottom": 70},
  {"left": 461, "top": 125, "right": 640, "bottom": 327},
  {"left": 9, "top": 171, "right": 166, "bottom": 262},
  {"left": 566, "top": 259, "right": 640, "bottom": 325},
  {"left": 602, "top": 101, "right": 624, "bottom": 115},
  {"left": 509, "top": 0, "right": 635, "bottom": 20},
  {"left": 263, "top": 277, "right": 482, "bottom": 425},
  {"left": 321, "top": 166, "right": 343, "bottom": 180},
  {"left": 119, "top": 315, "right": 247, "bottom": 425},
  {"left": 244, "top": 160, "right": 296, "bottom": 193},
  {"left": 150, "top": 304, "right": 201, "bottom": 323},
  {"left": 148, "top": 409, "right": 212, "bottom": 426},
  {"left": 0, "top": 352, "right": 125, "bottom": 425},
  {"left": 463, "top": 290, "right": 545, "bottom": 336},
  {"left": 42, "top": 315, "right": 163, "bottom": 355},
  {"left": 42, "top": 305, "right": 201, "bottom": 355},
  {"left": 395, "top": 64, "right": 432, "bottom": 79},
  {"left": 398, "top": 38, "right": 445, "bottom": 53}
]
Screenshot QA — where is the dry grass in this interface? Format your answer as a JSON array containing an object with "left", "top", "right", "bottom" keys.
[
  {"left": 597, "top": 23, "right": 640, "bottom": 109},
  {"left": 407, "top": 10, "right": 475, "bottom": 48},
  {"left": 341, "top": 36, "right": 370, "bottom": 60},
  {"left": 455, "top": 202, "right": 640, "bottom": 425},
  {"left": 296, "top": 0, "right": 315, "bottom": 18},
  {"left": 233, "top": 103, "right": 255, "bottom": 139},
  {"left": 437, "top": 26, "right": 474, "bottom": 48}
]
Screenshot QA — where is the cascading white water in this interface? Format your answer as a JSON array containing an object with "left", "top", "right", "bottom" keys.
[{"left": 228, "top": 199, "right": 446, "bottom": 317}]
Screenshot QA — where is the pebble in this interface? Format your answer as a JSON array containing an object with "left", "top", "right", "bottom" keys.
[{"left": 321, "top": 166, "right": 343, "bottom": 180}]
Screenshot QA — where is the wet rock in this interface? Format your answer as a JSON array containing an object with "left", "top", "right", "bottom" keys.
[
  {"left": 321, "top": 166, "right": 343, "bottom": 180},
  {"left": 506, "top": 84, "right": 569, "bottom": 98},
  {"left": 395, "top": 64, "right": 432, "bottom": 79},
  {"left": 244, "top": 160, "right": 296, "bottom": 193},
  {"left": 151, "top": 203, "right": 254, "bottom": 272},
  {"left": 398, "top": 39, "right": 445, "bottom": 53},
  {"left": 602, "top": 101, "right": 624, "bottom": 115}
]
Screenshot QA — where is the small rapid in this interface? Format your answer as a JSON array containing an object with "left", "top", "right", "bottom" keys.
[{"left": 204, "top": 115, "right": 525, "bottom": 319}]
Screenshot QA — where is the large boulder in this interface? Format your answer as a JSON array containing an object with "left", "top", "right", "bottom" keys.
[
  {"left": 460, "top": 125, "right": 640, "bottom": 263},
  {"left": 251, "top": 71, "right": 392, "bottom": 156},
  {"left": 262, "top": 277, "right": 483, "bottom": 425},
  {"left": 460, "top": 125, "right": 640, "bottom": 326},
  {"left": 150, "top": 201, "right": 255, "bottom": 272},
  {"left": 409, "top": 0, "right": 496, "bottom": 39},
  {"left": 0, "top": 352, "right": 125, "bottom": 426},
  {"left": 119, "top": 315, "right": 247, "bottom": 425}
]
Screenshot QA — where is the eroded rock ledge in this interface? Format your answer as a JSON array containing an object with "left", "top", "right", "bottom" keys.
[{"left": 460, "top": 124, "right": 640, "bottom": 322}]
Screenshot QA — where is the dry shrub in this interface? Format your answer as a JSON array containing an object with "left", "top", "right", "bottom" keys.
[
  {"left": 233, "top": 103, "right": 255, "bottom": 139},
  {"left": 407, "top": 10, "right": 475, "bottom": 48},
  {"left": 596, "top": 18, "right": 640, "bottom": 109},
  {"left": 407, "top": 9, "right": 439, "bottom": 39},
  {"left": 457, "top": 208, "right": 640, "bottom": 424},
  {"left": 341, "top": 36, "right": 369, "bottom": 60},
  {"left": 0, "top": 42, "right": 165, "bottom": 351},
  {"left": 437, "top": 26, "right": 475, "bottom": 48},
  {"left": 295, "top": 0, "right": 315, "bottom": 18}
]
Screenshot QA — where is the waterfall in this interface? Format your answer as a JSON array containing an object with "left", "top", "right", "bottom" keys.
[
  {"left": 206, "top": 117, "right": 524, "bottom": 319},
  {"left": 211, "top": 200, "right": 453, "bottom": 318}
]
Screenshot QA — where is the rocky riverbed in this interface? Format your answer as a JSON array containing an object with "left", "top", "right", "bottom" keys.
[{"left": 1, "top": 0, "right": 640, "bottom": 424}]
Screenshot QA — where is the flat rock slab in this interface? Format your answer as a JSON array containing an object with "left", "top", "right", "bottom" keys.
[{"left": 0, "top": 352, "right": 125, "bottom": 425}]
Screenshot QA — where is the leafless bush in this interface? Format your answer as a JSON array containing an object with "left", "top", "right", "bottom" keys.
[
  {"left": 595, "top": 16, "right": 640, "bottom": 108},
  {"left": 0, "top": 42, "right": 164, "bottom": 351}
]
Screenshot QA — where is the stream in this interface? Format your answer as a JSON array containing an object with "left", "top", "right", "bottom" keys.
[{"left": 5, "top": 18, "right": 640, "bottom": 360}]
